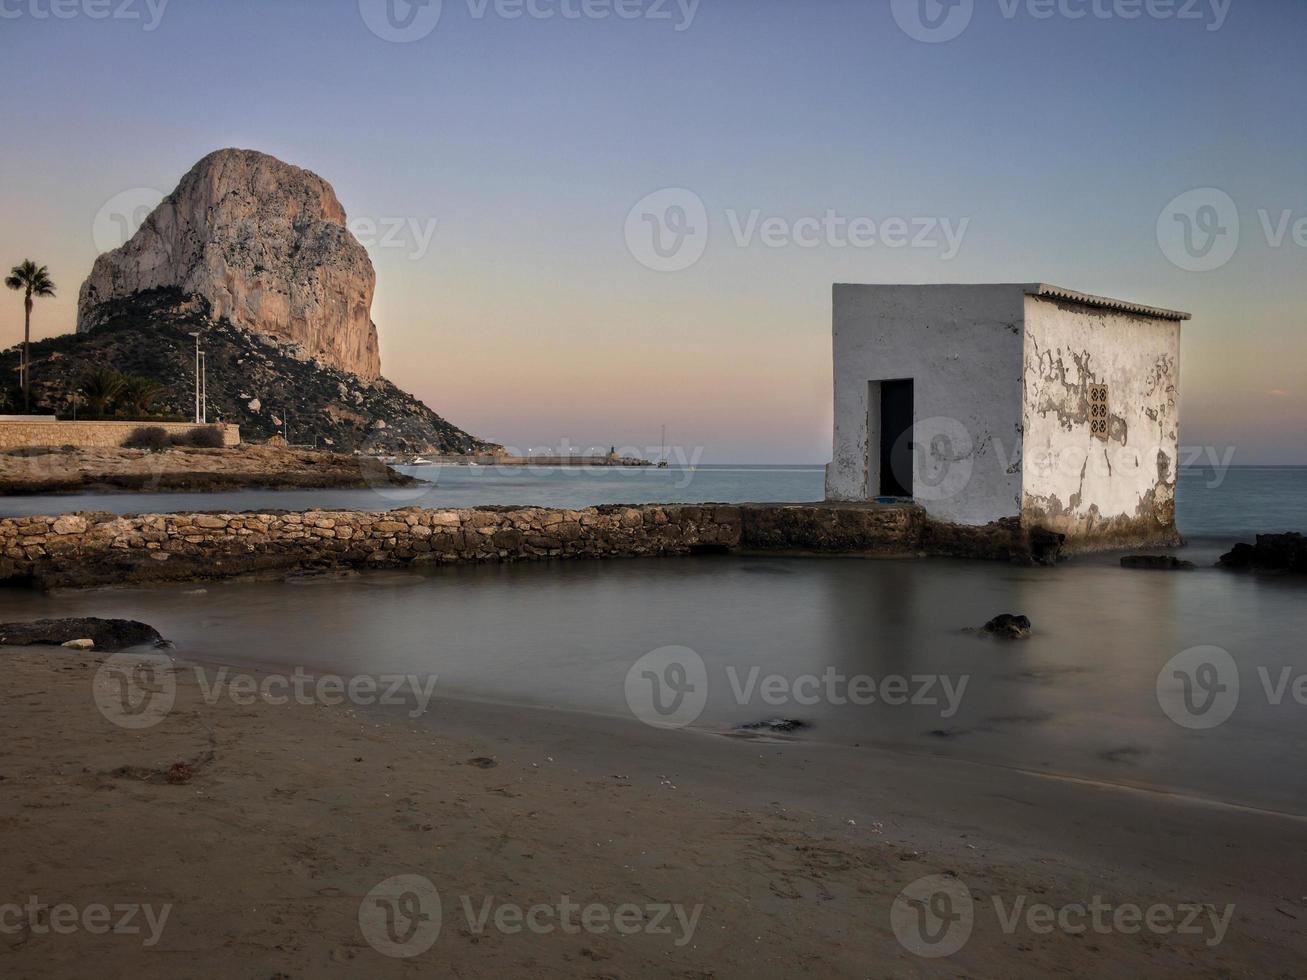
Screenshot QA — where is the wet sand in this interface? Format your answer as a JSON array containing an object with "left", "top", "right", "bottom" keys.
[{"left": 1, "top": 648, "right": 1303, "bottom": 978}]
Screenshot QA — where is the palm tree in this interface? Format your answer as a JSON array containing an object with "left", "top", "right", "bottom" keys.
[
  {"left": 78, "top": 367, "right": 127, "bottom": 418},
  {"left": 118, "top": 375, "right": 168, "bottom": 417},
  {"left": 4, "top": 261, "right": 56, "bottom": 412}
]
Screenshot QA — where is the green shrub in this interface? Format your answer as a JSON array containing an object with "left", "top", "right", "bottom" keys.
[{"left": 123, "top": 426, "right": 171, "bottom": 451}]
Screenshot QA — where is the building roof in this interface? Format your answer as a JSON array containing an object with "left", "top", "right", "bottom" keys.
[{"left": 1025, "top": 283, "right": 1191, "bottom": 322}]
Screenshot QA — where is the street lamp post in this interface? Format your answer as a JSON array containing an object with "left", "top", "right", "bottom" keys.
[
  {"left": 199, "top": 351, "right": 207, "bottom": 425},
  {"left": 188, "top": 332, "right": 201, "bottom": 424}
]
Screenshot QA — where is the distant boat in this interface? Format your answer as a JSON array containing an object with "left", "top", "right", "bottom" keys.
[{"left": 410, "top": 457, "right": 433, "bottom": 465}]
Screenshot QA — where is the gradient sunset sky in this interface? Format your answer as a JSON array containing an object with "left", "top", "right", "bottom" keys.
[{"left": 1, "top": 0, "right": 1303, "bottom": 462}]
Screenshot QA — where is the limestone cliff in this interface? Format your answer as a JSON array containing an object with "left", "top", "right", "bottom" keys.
[{"left": 78, "top": 149, "right": 382, "bottom": 381}]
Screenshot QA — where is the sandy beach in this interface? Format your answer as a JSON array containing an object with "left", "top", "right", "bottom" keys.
[{"left": 2, "top": 646, "right": 1302, "bottom": 978}]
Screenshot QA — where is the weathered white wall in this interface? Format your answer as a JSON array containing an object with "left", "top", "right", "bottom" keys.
[
  {"left": 1021, "top": 296, "right": 1181, "bottom": 543},
  {"left": 825, "top": 284, "right": 1027, "bottom": 526}
]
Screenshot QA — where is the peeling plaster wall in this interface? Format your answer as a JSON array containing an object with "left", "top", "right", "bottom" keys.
[
  {"left": 825, "top": 285, "right": 1026, "bottom": 526},
  {"left": 1021, "top": 297, "right": 1181, "bottom": 546}
]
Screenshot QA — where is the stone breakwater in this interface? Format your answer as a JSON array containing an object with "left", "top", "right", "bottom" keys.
[
  {"left": 0, "top": 505, "right": 745, "bottom": 590},
  {"left": 0, "top": 503, "right": 1068, "bottom": 590}
]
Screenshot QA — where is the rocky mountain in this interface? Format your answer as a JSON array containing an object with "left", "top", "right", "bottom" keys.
[
  {"left": 78, "top": 148, "right": 381, "bottom": 380},
  {"left": 7, "top": 289, "right": 493, "bottom": 455}
]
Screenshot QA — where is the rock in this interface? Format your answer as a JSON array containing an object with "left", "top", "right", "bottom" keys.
[
  {"left": 78, "top": 148, "right": 382, "bottom": 380},
  {"left": 60, "top": 638, "right": 95, "bottom": 650},
  {"left": 52, "top": 515, "right": 88, "bottom": 535},
  {"left": 0, "top": 618, "right": 164, "bottom": 652},
  {"left": 980, "top": 613, "right": 1032, "bottom": 639},
  {"left": 1027, "top": 527, "right": 1066, "bottom": 566},
  {"left": 1121, "top": 555, "right": 1195, "bottom": 570},
  {"left": 1219, "top": 533, "right": 1307, "bottom": 573},
  {"left": 738, "top": 718, "right": 810, "bottom": 734}
]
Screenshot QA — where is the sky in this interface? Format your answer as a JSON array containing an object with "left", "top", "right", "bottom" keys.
[{"left": 0, "top": 0, "right": 1303, "bottom": 463}]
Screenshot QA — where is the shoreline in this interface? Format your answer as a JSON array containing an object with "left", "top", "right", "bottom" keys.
[
  {"left": 0, "top": 500, "right": 1191, "bottom": 591},
  {"left": 0, "top": 443, "right": 418, "bottom": 497},
  {"left": 1, "top": 646, "right": 1301, "bottom": 977}
]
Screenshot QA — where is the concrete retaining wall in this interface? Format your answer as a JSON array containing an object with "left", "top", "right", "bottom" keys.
[{"left": 0, "top": 421, "right": 241, "bottom": 449}]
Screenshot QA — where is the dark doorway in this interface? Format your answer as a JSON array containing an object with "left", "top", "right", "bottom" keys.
[{"left": 879, "top": 379, "right": 914, "bottom": 498}]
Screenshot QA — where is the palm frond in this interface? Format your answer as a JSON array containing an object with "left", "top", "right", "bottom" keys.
[{"left": 5, "top": 260, "right": 56, "bottom": 296}]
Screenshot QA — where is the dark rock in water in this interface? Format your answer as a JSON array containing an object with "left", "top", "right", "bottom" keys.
[
  {"left": 0, "top": 618, "right": 164, "bottom": 652},
  {"left": 1121, "top": 555, "right": 1195, "bottom": 570},
  {"left": 928, "top": 728, "right": 968, "bottom": 739},
  {"left": 980, "top": 613, "right": 1032, "bottom": 639},
  {"left": 1027, "top": 528, "right": 1066, "bottom": 567},
  {"left": 739, "top": 718, "right": 809, "bottom": 734},
  {"left": 1219, "top": 533, "right": 1307, "bottom": 574}
]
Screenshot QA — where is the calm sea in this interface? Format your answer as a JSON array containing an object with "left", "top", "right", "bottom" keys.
[
  {"left": 2, "top": 463, "right": 1303, "bottom": 540},
  {"left": 2, "top": 465, "right": 1303, "bottom": 814}
]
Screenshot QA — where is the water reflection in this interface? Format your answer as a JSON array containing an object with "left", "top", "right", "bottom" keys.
[{"left": 4, "top": 554, "right": 1302, "bottom": 814}]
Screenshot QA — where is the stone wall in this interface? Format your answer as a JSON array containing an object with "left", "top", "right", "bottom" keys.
[
  {"left": 0, "top": 502, "right": 1072, "bottom": 590},
  {"left": 0, "top": 421, "right": 241, "bottom": 450},
  {"left": 0, "top": 504, "right": 743, "bottom": 589}
]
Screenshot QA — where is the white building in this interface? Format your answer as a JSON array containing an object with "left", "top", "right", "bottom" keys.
[{"left": 825, "top": 283, "right": 1188, "bottom": 551}]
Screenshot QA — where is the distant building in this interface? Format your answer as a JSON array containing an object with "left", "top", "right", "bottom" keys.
[{"left": 825, "top": 283, "right": 1188, "bottom": 551}]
